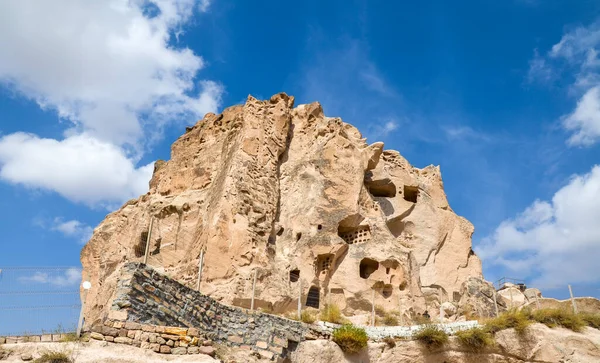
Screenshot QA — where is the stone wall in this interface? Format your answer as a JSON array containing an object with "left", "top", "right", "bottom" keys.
[{"left": 93, "top": 263, "right": 326, "bottom": 360}]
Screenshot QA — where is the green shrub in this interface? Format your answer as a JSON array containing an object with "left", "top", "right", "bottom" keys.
[
  {"left": 332, "top": 325, "right": 368, "bottom": 354},
  {"left": 300, "top": 310, "right": 316, "bottom": 324},
  {"left": 532, "top": 309, "right": 585, "bottom": 332},
  {"left": 484, "top": 309, "right": 531, "bottom": 335},
  {"left": 414, "top": 325, "right": 448, "bottom": 348},
  {"left": 581, "top": 312, "right": 600, "bottom": 329},
  {"left": 455, "top": 327, "right": 495, "bottom": 351},
  {"left": 34, "top": 350, "right": 73, "bottom": 363},
  {"left": 320, "top": 304, "right": 344, "bottom": 324}
]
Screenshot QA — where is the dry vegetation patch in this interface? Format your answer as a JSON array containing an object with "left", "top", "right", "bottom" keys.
[
  {"left": 414, "top": 325, "right": 449, "bottom": 348},
  {"left": 331, "top": 325, "right": 368, "bottom": 354}
]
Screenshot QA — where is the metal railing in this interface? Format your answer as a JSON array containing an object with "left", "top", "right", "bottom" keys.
[{"left": 0, "top": 267, "right": 81, "bottom": 336}]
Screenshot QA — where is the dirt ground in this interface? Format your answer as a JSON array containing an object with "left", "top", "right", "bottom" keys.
[{"left": 0, "top": 341, "right": 218, "bottom": 363}]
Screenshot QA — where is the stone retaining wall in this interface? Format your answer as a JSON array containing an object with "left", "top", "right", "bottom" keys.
[
  {"left": 0, "top": 334, "right": 73, "bottom": 345},
  {"left": 93, "top": 263, "right": 327, "bottom": 360}
]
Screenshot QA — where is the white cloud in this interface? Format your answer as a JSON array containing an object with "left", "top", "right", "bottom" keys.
[
  {"left": 19, "top": 268, "right": 81, "bottom": 287},
  {"left": 530, "top": 21, "right": 600, "bottom": 146},
  {"left": 563, "top": 86, "right": 600, "bottom": 146},
  {"left": 478, "top": 165, "right": 600, "bottom": 288},
  {"left": 442, "top": 125, "right": 490, "bottom": 142},
  {"left": 0, "top": 1, "right": 221, "bottom": 206},
  {"left": 51, "top": 218, "right": 94, "bottom": 244},
  {"left": 0, "top": 133, "right": 154, "bottom": 206}
]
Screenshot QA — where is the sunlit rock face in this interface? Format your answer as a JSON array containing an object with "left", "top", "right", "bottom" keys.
[{"left": 81, "top": 93, "right": 482, "bottom": 325}]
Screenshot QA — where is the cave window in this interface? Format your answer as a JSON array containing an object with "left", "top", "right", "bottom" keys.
[
  {"left": 399, "top": 281, "right": 407, "bottom": 291},
  {"left": 306, "top": 286, "right": 320, "bottom": 308},
  {"left": 150, "top": 238, "right": 161, "bottom": 256},
  {"left": 277, "top": 227, "right": 284, "bottom": 236},
  {"left": 319, "top": 255, "right": 333, "bottom": 271},
  {"left": 359, "top": 258, "right": 379, "bottom": 279},
  {"left": 366, "top": 179, "right": 397, "bottom": 198},
  {"left": 135, "top": 232, "right": 148, "bottom": 258},
  {"left": 317, "top": 224, "right": 323, "bottom": 230},
  {"left": 403, "top": 185, "right": 419, "bottom": 203},
  {"left": 289, "top": 269, "right": 300, "bottom": 283},
  {"left": 296, "top": 232, "right": 302, "bottom": 241},
  {"left": 382, "top": 285, "right": 393, "bottom": 298},
  {"left": 453, "top": 291, "right": 461, "bottom": 302},
  {"left": 386, "top": 267, "right": 390, "bottom": 274},
  {"left": 338, "top": 225, "right": 371, "bottom": 244}
]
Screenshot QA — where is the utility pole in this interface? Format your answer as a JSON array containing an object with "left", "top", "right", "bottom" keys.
[
  {"left": 297, "top": 279, "right": 302, "bottom": 320},
  {"left": 250, "top": 269, "right": 257, "bottom": 311},
  {"left": 196, "top": 248, "right": 205, "bottom": 292},
  {"left": 568, "top": 285, "right": 578, "bottom": 314},
  {"left": 143, "top": 218, "right": 154, "bottom": 265}
]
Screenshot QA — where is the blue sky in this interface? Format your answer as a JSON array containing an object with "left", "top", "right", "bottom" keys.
[{"left": 0, "top": 0, "right": 599, "bottom": 300}]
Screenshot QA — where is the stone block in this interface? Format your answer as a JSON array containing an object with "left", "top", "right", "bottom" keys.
[
  {"left": 156, "top": 337, "right": 166, "bottom": 345},
  {"left": 256, "top": 341, "right": 268, "bottom": 349},
  {"left": 124, "top": 321, "right": 141, "bottom": 330},
  {"left": 40, "top": 334, "right": 52, "bottom": 342},
  {"left": 160, "top": 334, "right": 180, "bottom": 340},
  {"left": 228, "top": 335, "right": 243, "bottom": 344},
  {"left": 273, "top": 336, "right": 288, "bottom": 347},
  {"left": 269, "top": 345, "right": 283, "bottom": 355},
  {"left": 114, "top": 337, "right": 133, "bottom": 345},
  {"left": 140, "top": 332, "right": 150, "bottom": 343},
  {"left": 141, "top": 325, "right": 155, "bottom": 332},
  {"left": 126, "top": 330, "right": 136, "bottom": 339},
  {"left": 90, "top": 332, "right": 104, "bottom": 341},
  {"left": 113, "top": 321, "right": 124, "bottom": 329},
  {"left": 154, "top": 326, "right": 165, "bottom": 334},
  {"left": 166, "top": 339, "right": 174, "bottom": 347},
  {"left": 159, "top": 345, "right": 171, "bottom": 354},
  {"left": 202, "top": 340, "right": 212, "bottom": 346},
  {"left": 134, "top": 330, "right": 142, "bottom": 341},
  {"left": 164, "top": 327, "right": 187, "bottom": 336},
  {"left": 27, "top": 336, "right": 41, "bottom": 342},
  {"left": 20, "top": 353, "right": 33, "bottom": 361},
  {"left": 51, "top": 335, "right": 61, "bottom": 342},
  {"left": 259, "top": 350, "right": 274, "bottom": 360},
  {"left": 0, "top": 337, "right": 5, "bottom": 344},
  {"left": 198, "top": 346, "right": 216, "bottom": 357},
  {"left": 118, "top": 329, "right": 128, "bottom": 337},
  {"left": 187, "top": 346, "right": 199, "bottom": 354},
  {"left": 187, "top": 327, "right": 199, "bottom": 337},
  {"left": 171, "top": 347, "right": 187, "bottom": 355},
  {"left": 105, "top": 336, "right": 114, "bottom": 342}
]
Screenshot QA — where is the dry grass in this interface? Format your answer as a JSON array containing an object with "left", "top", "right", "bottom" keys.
[
  {"left": 531, "top": 309, "right": 585, "bottom": 332},
  {"left": 34, "top": 349, "right": 73, "bottom": 363},
  {"left": 332, "top": 325, "right": 368, "bottom": 354},
  {"left": 581, "top": 312, "right": 600, "bottom": 329},
  {"left": 484, "top": 309, "right": 531, "bottom": 335},
  {"left": 414, "top": 325, "right": 449, "bottom": 348},
  {"left": 382, "top": 336, "right": 396, "bottom": 348},
  {"left": 320, "top": 304, "right": 345, "bottom": 324},
  {"left": 382, "top": 313, "right": 399, "bottom": 326},
  {"left": 300, "top": 310, "right": 317, "bottom": 324},
  {"left": 455, "top": 327, "right": 495, "bottom": 351}
]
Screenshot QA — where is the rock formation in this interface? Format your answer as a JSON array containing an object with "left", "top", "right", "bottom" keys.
[{"left": 81, "top": 93, "right": 483, "bottom": 326}]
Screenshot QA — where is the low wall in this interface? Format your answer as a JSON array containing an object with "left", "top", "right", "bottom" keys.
[{"left": 94, "top": 263, "right": 326, "bottom": 360}]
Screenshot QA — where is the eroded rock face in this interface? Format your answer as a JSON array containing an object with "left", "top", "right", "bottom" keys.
[{"left": 81, "top": 93, "right": 483, "bottom": 325}]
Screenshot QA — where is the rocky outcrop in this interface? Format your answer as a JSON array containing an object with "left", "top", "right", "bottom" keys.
[
  {"left": 291, "top": 324, "right": 600, "bottom": 363},
  {"left": 81, "top": 93, "right": 482, "bottom": 326}
]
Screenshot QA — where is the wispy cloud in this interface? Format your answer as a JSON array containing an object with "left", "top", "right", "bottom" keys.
[
  {"left": 442, "top": 125, "right": 491, "bottom": 142},
  {"left": 51, "top": 218, "right": 93, "bottom": 244},
  {"left": 19, "top": 268, "right": 81, "bottom": 287},
  {"left": 529, "top": 20, "right": 600, "bottom": 146}
]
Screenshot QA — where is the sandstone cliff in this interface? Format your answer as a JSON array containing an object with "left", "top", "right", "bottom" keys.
[{"left": 81, "top": 93, "right": 482, "bottom": 325}]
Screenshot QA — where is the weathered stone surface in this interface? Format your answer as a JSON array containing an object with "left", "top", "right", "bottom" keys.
[
  {"left": 198, "top": 346, "right": 216, "bottom": 357},
  {"left": 159, "top": 345, "right": 171, "bottom": 354},
  {"left": 81, "top": 93, "right": 482, "bottom": 324},
  {"left": 171, "top": 347, "right": 187, "bottom": 355},
  {"left": 20, "top": 353, "right": 33, "bottom": 361},
  {"left": 0, "top": 337, "right": 6, "bottom": 344},
  {"left": 498, "top": 287, "right": 527, "bottom": 308},
  {"left": 164, "top": 327, "right": 187, "bottom": 336},
  {"left": 457, "top": 277, "right": 505, "bottom": 318},
  {"left": 114, "top": 336, "right": 133, "bottom": 345},
  {"left": 90, "top": 332, "right": 104, "bottom": 341}
]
